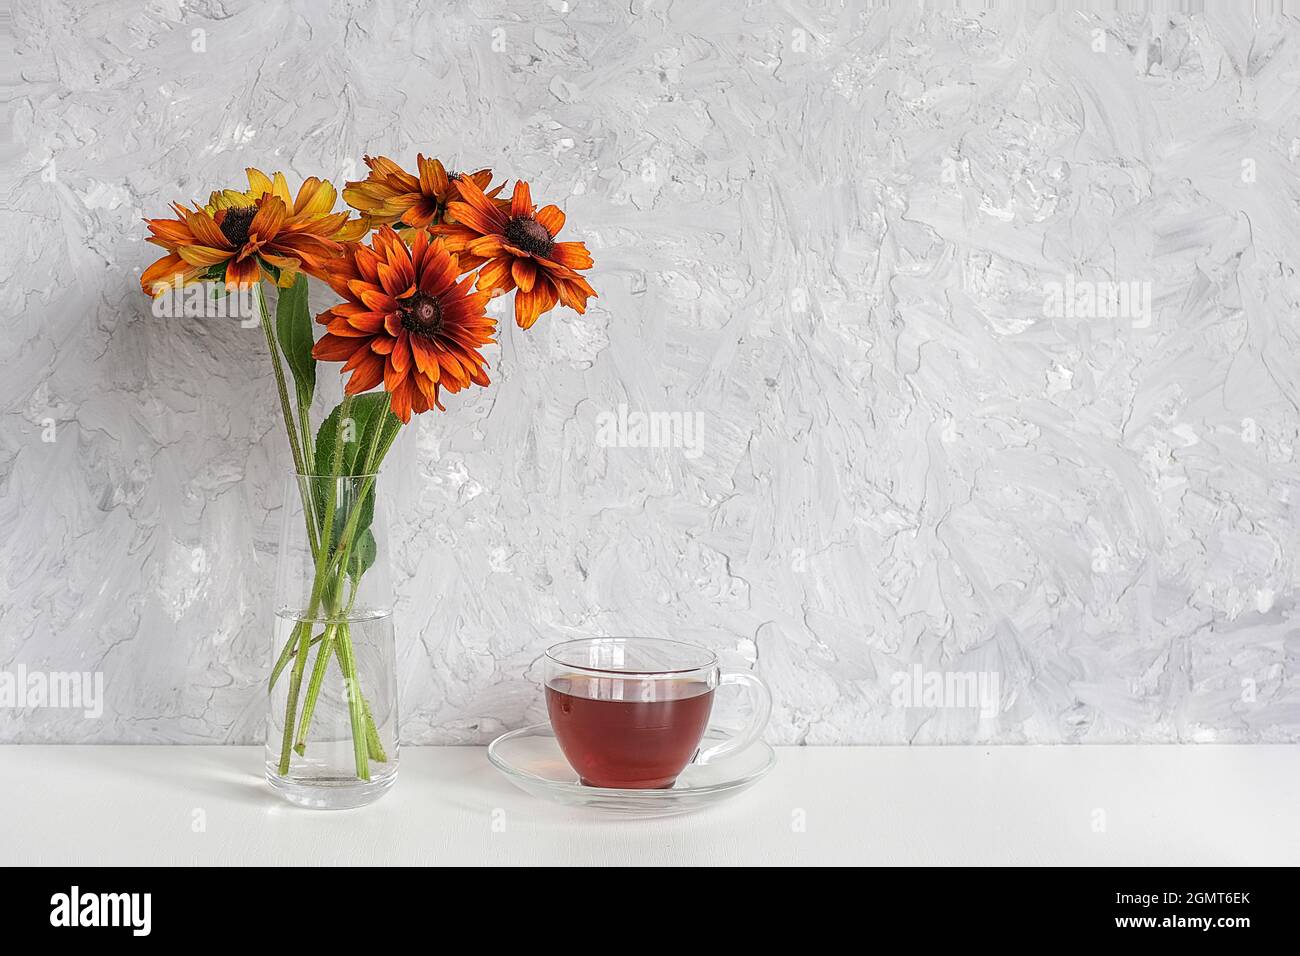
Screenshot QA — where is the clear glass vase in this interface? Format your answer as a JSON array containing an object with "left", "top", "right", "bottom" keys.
[{"left": 264, "top": 472, "right": 400, "bottom": 808}]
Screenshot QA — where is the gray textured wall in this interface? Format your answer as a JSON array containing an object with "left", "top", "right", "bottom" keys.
[{"left": 3, "top": 1, "right": 1298, "bottom": 745}]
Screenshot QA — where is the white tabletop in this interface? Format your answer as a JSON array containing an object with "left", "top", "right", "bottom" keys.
[{"left": 2, "top": 745, "right": 1295, "bottom": 866}]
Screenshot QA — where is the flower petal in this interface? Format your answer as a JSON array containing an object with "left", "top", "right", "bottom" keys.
[
  {"left": 176, "top": 245, "right": 235, "bottom": 267},
  {"left": 475, "top": 256, "right": 516, "bottom": 294},
  {"left": 548, "top": 241, "right": 593, "bottom": 270},
  {"left": 444, "top": 201, "right": 502, "bottom": 239},
  {"left": 246, "top": 168, "right": 274, "bottom": 200},
  {"left": 510, "top": 180, "right": 533, "bottom": 218},
  {"left": 344, "top": 350, "right": 385, "bottom": 393},
  {"left": 418, "top": 155, "right": 449, "bottom": 200},
  {"left": 514, "top": 276, "right": 559, "bottom": 329},
  {"left": 388, "top": 375, "right": 417, "bottom": 423},
  {"left": 452, "top": 176, "right": 509, "bottom": 230},
  {"left": 141, "top": 253, "right": 192, "bottom": 294},
  {"left": 554, "top": 275, "right": 596, "bottom": 313},
  {"left": 224, "top": 255, "right": 262, "bottom": 288},
  {"left": 294, "top": 177, "right": 337, "bottom": 217},
  {"left": 511, "top": 258, "right": 537, "bottom": 293},
  {"left": 418, "top": 241, "right": 459, "bottom": 295},
  {"left": 313, "top": 333, "right": 362, "bottom": 361},
  {"left": 271, "top": 171, "right": 292, "bottom": 206},
  {"left": 184, "top": 211, "right": 232, "bottom": 249},
  {"left": 377, "top": 257, "right": 416, "bottom": 298},
  {"left": 250, "top": 196, "right": 288, "bottom": 239},
  {"left": 535, "top": 204, "right": 565, "bottom": 236}
]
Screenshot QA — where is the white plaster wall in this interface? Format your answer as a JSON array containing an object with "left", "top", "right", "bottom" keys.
[{"left": 2, "top": 0, "right": 1297, "bottom": 744}]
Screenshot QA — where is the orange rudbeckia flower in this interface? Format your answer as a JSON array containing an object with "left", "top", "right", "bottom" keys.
[
  {"left": 437, "top": 178, "right": 596, "bottom": 329},
  {"left": 312, "top": 226, "right": 495, "bottom": 423},
  {"left": 142, "top": 168, "right": 364, "bottom": 295},
  {"left": 342, "top": 155, "right": 498, "bottom": 231}
]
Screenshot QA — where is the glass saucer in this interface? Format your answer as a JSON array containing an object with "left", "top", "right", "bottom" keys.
[{"left": 487, "top": 723, "right": 776, "bottom": 817}]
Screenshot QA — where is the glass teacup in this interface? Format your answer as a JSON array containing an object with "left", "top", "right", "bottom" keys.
[{"left": 544, "top": 637, "right": 772, "bottom": 789}]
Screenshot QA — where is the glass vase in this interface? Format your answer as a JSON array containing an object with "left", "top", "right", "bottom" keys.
[{"left": 264, "top": 472, "right": 400, "bottom": 808}]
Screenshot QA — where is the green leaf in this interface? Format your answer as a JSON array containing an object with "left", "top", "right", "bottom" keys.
[
  {"left": 348, "top": 528, "right": 377, "bottom": 581},
  {"left": 314, "top": 403, "right": 344, "bottom": 483},
  {"left": 315, "top": 393, "right": 393, "bottom": 479},
  {"left": 275, "top": 274, "right": 315, "bottom": 410},
  {"left": 343, "top": 396, "right": 390, "bottom": 474},
  {"left": 329, "top": 490, "right": 374, "bottom": 555},
  {"left": 322, "top": 483, "right": 376, "bottom": 587},
  {"left": 310, "top": 393, "right": 400, "bottom": 586}
]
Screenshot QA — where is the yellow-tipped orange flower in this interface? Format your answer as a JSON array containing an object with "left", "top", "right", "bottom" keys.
[
  {"left": 437, "top": 178, "right": 596, "bottom": 329},
  {"left": 312, "top": 226, "right": 495, "bottom": 423},
  {"left": 142, "top": 168, "right": 365, "bottom": 294},
  {"left": 343, "top": 155, "right": 498, "bottom": 230},
  {"left": 207, "top": 168, "right": 370, "bottom": 242}
]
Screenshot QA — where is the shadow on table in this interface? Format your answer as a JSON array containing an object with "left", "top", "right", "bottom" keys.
[{"left": 70, "top": 745, "right": 274, "bottom": 810}]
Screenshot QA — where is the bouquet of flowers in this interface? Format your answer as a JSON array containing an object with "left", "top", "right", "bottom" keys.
[{"left": 142, "top": 156, "right": 595, "bottom": 802}]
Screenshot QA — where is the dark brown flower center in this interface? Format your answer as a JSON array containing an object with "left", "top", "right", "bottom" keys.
[
  {"left": 399, "top": 292, "right": 443, "bottom": 337},
  {"left": 504, "top": 216, "right": 553, "bottom": 257},
  {"left": 219, "top": 205, "right": 256, "bottom": 248}
]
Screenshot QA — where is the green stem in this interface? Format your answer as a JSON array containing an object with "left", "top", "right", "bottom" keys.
[
  {"left": 277, "top": 619, "right": 312, "bottom": 776},
  {"left": 334, "top": 621, "right": 370, "bottom": 781},
  {"left": 293, "top": 533, "right": 357, "bottom": 755},
  {"left": 362, "top": 694, "right": 389, "bottom": 763},
  {"left": 255, "top": 281, "right": 318, "bottom": 557},
  {"left": 293, "top": 619, "right": 339, "bottom": 756},
  {"left": 270, "top": 628, "right": 324, "bottom": 690},
  {"left": 326, "top": 575, "right": 388, "bottom": 763},
  {"left": 298, "top": 396, "right": 316, "bottom": 476},
  {"left": 275, "top": 516, "right": 337, "bottom": 775}
]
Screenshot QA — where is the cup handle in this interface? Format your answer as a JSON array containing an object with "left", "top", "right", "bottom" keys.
[{"left": 694, "top": 670, "right": 772, "bottom": 765}]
